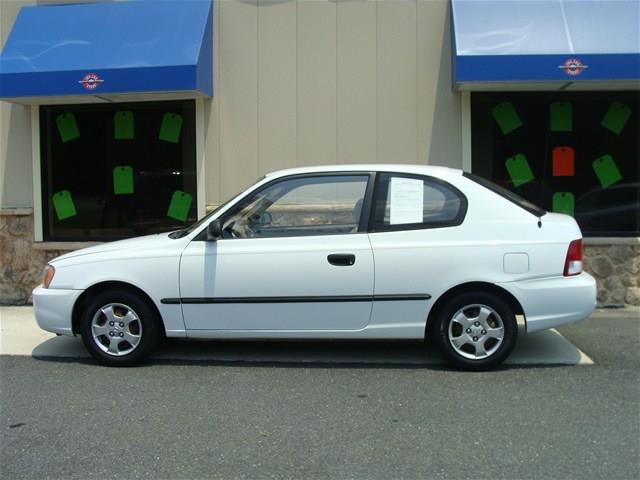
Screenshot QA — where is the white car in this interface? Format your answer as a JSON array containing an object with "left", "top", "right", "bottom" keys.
[{"left": 33, "top": 165, "right": 596, "bottom": 370}]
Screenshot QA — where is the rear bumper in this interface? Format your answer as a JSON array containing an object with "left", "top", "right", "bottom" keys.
[
  {"left": 498, "top": 272, "right": 597, "bottom": 333},
  {"left": 32, "top": 285, "right": 82, "bottom": 336}
]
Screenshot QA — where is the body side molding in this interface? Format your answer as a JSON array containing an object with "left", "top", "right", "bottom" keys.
[{"left": 161, "top": 294, "right": 431, "bottom": 305}]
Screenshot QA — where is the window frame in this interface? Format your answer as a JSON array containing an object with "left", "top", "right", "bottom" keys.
[
  {"left": 39, "top": 99, "right": 198, "bottom": 242},
  {"left": 368, "top": 172, "right": 468, "bottom": 233},
  {"left": 194, "top": 171, "right": 377, "bottom": 241}
]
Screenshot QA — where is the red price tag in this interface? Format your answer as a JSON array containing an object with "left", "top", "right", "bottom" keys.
[{"left": 552, "top": 146, "right": 575, "bottom": 177}]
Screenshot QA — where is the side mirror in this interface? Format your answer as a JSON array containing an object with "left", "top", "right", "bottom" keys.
[{"left": 206, "top": 220, "right": 222, "bottom": 241}]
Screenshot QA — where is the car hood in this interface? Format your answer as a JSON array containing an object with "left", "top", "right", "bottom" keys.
[{"left": 50, "top": 232, "right": 181, "bottom": 263}]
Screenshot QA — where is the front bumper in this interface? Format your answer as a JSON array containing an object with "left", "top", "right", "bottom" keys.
[
  {"left": 498, "top": 272, "right": 597, "bottom": 333},
  {"left": 32, "top": 285, "right": 82, "bottom": 336}
]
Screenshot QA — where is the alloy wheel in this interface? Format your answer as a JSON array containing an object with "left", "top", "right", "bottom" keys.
[
  {"left": 91, "top": 303, "right": 143, "bottom": 356},
  {"left": 447, "top": 304, "right": 505, "bottom": 360}
]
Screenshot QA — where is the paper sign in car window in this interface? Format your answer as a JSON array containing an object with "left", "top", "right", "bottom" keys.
[
  {"left": 550, "top": 102, "right": 572, "bottom": 132},
  {"left": 167, "top": 191, "right": 192, "bottom": 222},
  {"left": 389, "top": 177, "right": 423, "bottom": 225},
  {"left": 592, "top": 155, "right": 622, "bottom": 188},
  {"left": 552, "top": 192, "right": 574, "bottom": 216},
  {"left": 491, "top": 102, "right": 522, "bottom": 135},
  {"left": 159, "top": 113, "right": 183, "bottom": 143},
  {"left": 56, "top": 113, "right": 80, "bottom": 143},
  {"left": 552, "top": 146, "right": 575, "bottom": 177},
  {"left": 114, "top": 111, "right": 134, "bottom": 139},
  {"left": 601, "top": 102, "right": 631, "bottom": 135},
  {"left": 113, "top": 166, "right": 134, "bottom": 195},
  {"left": 52, "top": 190, "right": 77, "bottom": 221},
  {"left": 505, "top": 154, "right": 534, "bottom": 187}
]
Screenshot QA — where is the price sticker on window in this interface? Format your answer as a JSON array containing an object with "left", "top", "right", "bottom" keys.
[
  {"left": 114, "top": 111, "right": 134, "bottom": 139},
  {"left": 601, "top": 102, "right": 631, "bottom": 135},
  {"left": 550, "top": 102, "right": 572, "bottom": 132},
  {"left": 491, "top": 102, "right": 522, "bottom": 135},
  {"left": 159, "top": 113, "right": 183, "bottom": 143},
  {"left": 505, "top": 154, "right": 534, "bottom": 187},
  {"left": 389, "top": 177, "right": 423, "bottom": 225},
  {"left": 552, "top": 146, "right": 575, "bottom": 177},
  {"left": 52, "top": 190, "right": 77, "bottom": 220},
  {"left": 56, "top": 113, "right": 80, "bottom": 143},
  {"left": 592, "top": 155, "right": 622, "bottom": 188},
  {"left": 113, "top": 166, "right": 134, "bottom": 195},
  {"left": 167, "top": 191, "right": 192, "bottom": 222},
  {"left": 552, "top": 192, "right": 575, "bottom": 216}
]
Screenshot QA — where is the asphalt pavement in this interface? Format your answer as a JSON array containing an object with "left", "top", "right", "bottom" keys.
[{"left": 1, "top": 307, "right": 638, "bottom": 480}]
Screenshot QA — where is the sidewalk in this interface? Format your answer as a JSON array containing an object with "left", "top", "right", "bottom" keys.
[{"left": 0, "top": 305, "right": 602, "bottom": 366}]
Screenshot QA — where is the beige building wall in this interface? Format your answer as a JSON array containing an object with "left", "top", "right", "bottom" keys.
[
  {"left": 204, "top": 0, "right": 461, "bottom": 206},
  {"left": 0, "top": 0, "right": 34, "bottom": 209}
]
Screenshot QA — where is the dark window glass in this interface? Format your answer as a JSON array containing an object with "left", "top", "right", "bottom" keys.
[
  {"left": 471, "top": 92, "right": 640, "bottom": 237},
  {"left": 220, "top": 175, "right": 369, "bottom": 238},
  {"left": 372, "top": 173, "right": 466, "bottom": 231},
  {"left": 41, "top": 100, "right": 197, "bottom": 241}
]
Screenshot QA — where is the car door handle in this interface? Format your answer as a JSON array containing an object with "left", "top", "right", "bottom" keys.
[{"left": 327, "top": 254, "right": 356, "bottom": 266}]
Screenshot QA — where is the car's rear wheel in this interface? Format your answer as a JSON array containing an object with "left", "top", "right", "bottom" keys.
[
  {"left": 79, "top": 290, "right": 161, "bottom": 366},
  {"left": 433, "top": 292, "right": 517, "bottom": 370}
]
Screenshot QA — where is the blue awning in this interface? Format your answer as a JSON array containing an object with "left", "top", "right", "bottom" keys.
[
  {"left": 451, "top": 0, "right": 640, "bottom": 90},
  {"left": 0, "top": 0, "right": 213, "bottom": 103}
]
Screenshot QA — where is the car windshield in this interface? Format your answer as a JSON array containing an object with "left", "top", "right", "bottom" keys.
[
  {"left": 463, "top": 172, "right": 546, "bottom": 218},
  {"left": 169, "top": 176, "right": 267, "bottom": 238}
]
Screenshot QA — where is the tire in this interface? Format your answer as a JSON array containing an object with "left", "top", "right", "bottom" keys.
[
  {"left": 79, "top": 289, "right": 161, "bottom": 366},
  {"left": 433, "top": 291, "right": 517, "bottom": 371}
]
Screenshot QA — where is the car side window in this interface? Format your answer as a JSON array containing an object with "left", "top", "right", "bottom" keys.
[
  {"left": 372, "top": 173, "right": 466, "bottom": 231},
  {"left": 220, "top": 175, "right": 369, "bottom": 239}
]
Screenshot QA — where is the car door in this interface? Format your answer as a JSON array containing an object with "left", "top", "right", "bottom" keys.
[
  {"left": 367, "top": 172, "right": 468, "bottom": 328},
  {"left": 179, "top": 173, "right": 375, "bottom": 332}
]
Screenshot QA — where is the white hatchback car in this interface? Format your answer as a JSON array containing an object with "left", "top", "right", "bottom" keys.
[{"left": 33, "top": 165, "right": 596, "bottom": 370}]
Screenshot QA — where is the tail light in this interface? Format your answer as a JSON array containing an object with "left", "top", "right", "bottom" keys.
[{"left": 563, "top": 239, "right": 583, "bottom": 276}]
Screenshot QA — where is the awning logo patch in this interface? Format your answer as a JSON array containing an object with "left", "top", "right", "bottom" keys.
[
  {"left": 79, "top": 73, "right": 104, "bottom": 90},
  {"left": 559, "top": 58, "right": 588, "bottom": 76}
]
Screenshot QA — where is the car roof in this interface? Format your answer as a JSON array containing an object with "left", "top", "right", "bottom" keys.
[{"left": 265, "top": 164, "right": 463, "bottom": 179}]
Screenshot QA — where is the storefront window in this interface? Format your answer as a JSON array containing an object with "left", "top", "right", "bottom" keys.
[
  {"left": 471, "top": 92, "right": 640, "bottom": 237},
  {"left": 40, "top": 100, "right": 197, "bottom": 241}
]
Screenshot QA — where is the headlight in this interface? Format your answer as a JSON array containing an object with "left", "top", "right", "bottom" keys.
[{"left": 43, "top": 265, "right": 55, "bottom": 289}]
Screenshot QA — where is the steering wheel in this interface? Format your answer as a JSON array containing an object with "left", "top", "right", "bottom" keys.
[
  {"left": 224, "top": 220, "right": 255, "bottom": 239},
  {"left": 222, "top": 221, "right": 241, "bottom": 239}
]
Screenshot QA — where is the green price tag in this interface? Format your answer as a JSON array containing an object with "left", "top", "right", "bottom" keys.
[
  {"left": 56, "top": 113, "right": 80, "bottom": 143},
  {"left": 552, "top": 192, "right": 574, "bottom": 216},
  {"left": 505, "top": 154, "right": 534, "bottom": 187},
  {"left": 52, "top": 190, "right": 77, "bottom": 221},
  {"left": 592, "top": 155, "right": 623, "bottom": 188},
  {"left": 492, "top": 102, "right": 522, "bottom": 135},
  {"left": 114, "top": 111, "right": 134, "bottom": 139},
  {"left": 159, "top": 113, "right": 183, "bottom": 143},
  {"left": 113, "top": 165, "right": 134, "bottom": 195},
  {"left": 601, "top": 102, "right": 631, "bottom": 135},
  {"left": 550, "top": 102, "right": 572, "bottom": 132},
  {"left": 167, "top": 191, "right": 192, "bottom": 222}
]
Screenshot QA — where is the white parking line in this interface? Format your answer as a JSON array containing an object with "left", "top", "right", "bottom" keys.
[{"left": 0, "top": 306, "right": 594, "bottom": 365}]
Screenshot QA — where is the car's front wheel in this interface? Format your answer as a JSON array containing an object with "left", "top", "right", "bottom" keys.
[
  {"left": 433, "top": 292, "right": 517, "bottom": 370},
  {"left": 79, "top": 290, "right": 161, "bottom": 366}
]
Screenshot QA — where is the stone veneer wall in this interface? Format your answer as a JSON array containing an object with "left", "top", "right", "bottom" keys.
[
  {"left": 1, "top": 210, "right": 639, "bottom": 306},
  {"left": 583, "top": 244, "right": 640, "bottom": 306},
  {"left": 0, "top": 211, "right": 66, "bottom": 305}
]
